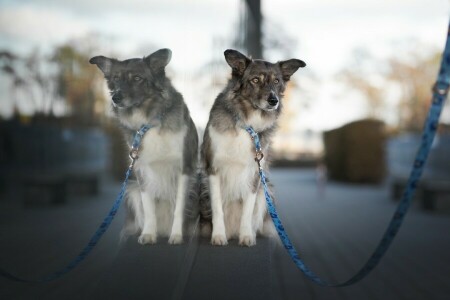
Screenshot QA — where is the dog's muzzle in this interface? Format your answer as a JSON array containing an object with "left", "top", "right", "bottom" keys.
[
  {"left": 112, "top": 91, "right": 124, "bottom": 104},
  {"left": 267, "top": 92, "right": 279, "bottom": 107}
]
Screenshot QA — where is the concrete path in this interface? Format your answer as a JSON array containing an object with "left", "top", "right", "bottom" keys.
[
  {"left": 270, "top": 169, "right": 450, "bottom": 300},
  {"left": 0, "top": 169, "right": 449, "bottom": 299}
]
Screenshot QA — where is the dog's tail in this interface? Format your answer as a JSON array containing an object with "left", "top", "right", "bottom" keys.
[
  {"left": 184, "top": 170, "right": 201, "bottom": 221},
  {"left": 120, "top": 180, "right": 144, "bottom": 242},
  {"left": 196, "top": 170, "right": 212, "bottom": 237}
]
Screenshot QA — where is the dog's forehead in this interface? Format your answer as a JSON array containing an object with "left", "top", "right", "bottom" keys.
[
  {"left": 113, "top": 58, "right": 147, "bottom": 73},
  {"left": 248, "top": 60, "right": 280, "bottom": 75}
]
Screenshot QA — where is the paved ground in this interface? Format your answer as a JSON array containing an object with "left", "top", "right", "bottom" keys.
[
  {"left": 270, "top": 169, "right": 450, "bottom": 300},
  {"left": 0, "top": 169, "right": 449, "bottom": 299}
]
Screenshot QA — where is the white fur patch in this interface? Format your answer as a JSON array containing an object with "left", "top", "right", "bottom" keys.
[
  {"left": 209, "top": 174, "right": 227, "bottom": 245},
  {"left": 245, "top": 110, "right": 275, "bottom": 132},
  {"left": 169, "top": 174, "right": 189, "bottom": 244},
  {"left": 139, "top": 127, "right": 186, "bottom": 167},
  {"left": 208, "top": 126, "right": 269, "bottom": 240},
  {"left": 128, "top": 126, "right": 188, "bottom": 240},
  {"left": 118, "top": 109, "right": 151, "bottom": 130},
  {"left": 209, "top": 126, "right": 255, "bottom": 201}
]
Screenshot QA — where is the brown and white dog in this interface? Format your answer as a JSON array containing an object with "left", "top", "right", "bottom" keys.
[{"left": 200, "top": 49, "right": 306, "bottom": 246}]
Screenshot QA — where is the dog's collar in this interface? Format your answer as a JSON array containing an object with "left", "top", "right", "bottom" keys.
[
  {"left": 128, "top": 124, "right": 154, "bottom": 167},
  {"left": 243, "top": 125, "right": 259, "bottom": 142},
  {"left": 131, "top": 124, "right": 153, "bottom": 148},
  {"left": 243, "top": 125, "right": 265, "bottom": 169}
]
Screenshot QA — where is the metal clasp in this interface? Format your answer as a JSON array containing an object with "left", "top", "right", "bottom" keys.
[
  {"left": 255, "top": 150, "right": 264, "bottom": 169},
  {"left": 432, "top": 82, "right": 450, "bottom": 96},
  {"left": 129, "top": 148, "right": 139, "bottom": 167}
]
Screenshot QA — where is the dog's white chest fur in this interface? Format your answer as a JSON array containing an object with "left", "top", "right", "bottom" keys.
[
  {"left": 127, "top": 126, "right": 188, "bottom": 239},
  {"left": 209, "top": 126, "right": 256, "bottom": 202},
  {"left": 139, "top": 128, "right": 185, "bottom": 166},
  {"left": 207, "top": 125, "right": 273, "bottom": 243},
  {"left": 135, "top": 127, "right": 186, "bottom": 198},
  {"left": 118, "top": 109, "right": 149, "bottom": 131},
  {"left": 245, "top": 110, "right": 273, "bottom": 133}
]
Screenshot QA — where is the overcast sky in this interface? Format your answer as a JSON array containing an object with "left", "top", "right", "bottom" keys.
[{"left": 0, "top": 0, "right": 449, "bottom": 130}]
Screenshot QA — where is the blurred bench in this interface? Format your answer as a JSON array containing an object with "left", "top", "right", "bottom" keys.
[
  {"left": 388, "top": 134, "right": 450, "bottom": 210},
  {"left": 0, "top": 121, "right": 109, "bottom": 205},
  {"left": 323, "top": 119, "right": 386, "bottom": 183}
]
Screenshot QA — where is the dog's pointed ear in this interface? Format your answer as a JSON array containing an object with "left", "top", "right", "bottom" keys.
[
  {"left": 144, "top": 48, "right": 172, "bottom": 73},
  {"left": 278, "top": 59, "right": 306, "bottom": 81},
  {"left": 224, "top": 49, "right": 251, "bottom": 77},
  {"left": 89, "top": 56, "right": 113, "bottom": 76}
]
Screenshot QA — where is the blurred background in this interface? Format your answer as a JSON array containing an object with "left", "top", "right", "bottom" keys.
[{"left": 1, "top": 1, "right": 450, "bottom": 299}]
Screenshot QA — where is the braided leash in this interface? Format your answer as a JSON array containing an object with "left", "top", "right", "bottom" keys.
[
  {"left": 244, "top": 22, "right": 450, "bottom": 287},
  {"left": 0, "top": 124, "right": 153, "bottom": 283}
]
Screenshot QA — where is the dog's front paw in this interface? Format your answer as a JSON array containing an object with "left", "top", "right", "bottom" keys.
[
  {"left": 211, "top": 234, "right": 228, "bottom": 246},
  {"left": 168, "top": 234, "right": 183, "bottom": 245},
  {"left": 138, "top": 233, "right": 157, "bottom": 245},
  {"left": 239, "top": 235, "right": 256, "bottom": 247}
]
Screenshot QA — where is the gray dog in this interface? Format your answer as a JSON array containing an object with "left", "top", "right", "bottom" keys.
[
  {"left": 90, "top": 49, "right": 198, "bottom": 245},
  {"left": 200, "top": 49, "right": 306, "bottom": 246}
]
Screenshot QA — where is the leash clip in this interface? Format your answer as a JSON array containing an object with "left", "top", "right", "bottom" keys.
[
  {"left": 129, "top": 148, "right": 139, "bottom": 167},
  {"left": 432, "top": 81, "right": 450, "bottom": 96},
  {"left": 255, "top": 150, "right": 264, "bottom": 169}
]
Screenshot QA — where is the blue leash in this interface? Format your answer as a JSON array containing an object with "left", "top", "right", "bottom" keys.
[
  {"left": 244, "top": 22, "right": 450, "bottom": 287},
  {"left": 0, "top": 124, "right": 153, "bottom": 283}
]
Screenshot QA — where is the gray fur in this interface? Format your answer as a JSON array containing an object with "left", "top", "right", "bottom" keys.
[
  {"left": 200, "top": 50, "right": 306, "bottom": 173},
  {"left": 90, "top": 49, "right": 198, "bottom": 176},
  {"left": 199, "top": 49, "right": 305, "bottom": 234},
  {"left": 90, "top": 49, "right": 198, "bottom": 242}
]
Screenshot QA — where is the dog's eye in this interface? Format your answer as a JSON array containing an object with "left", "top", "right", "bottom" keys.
[
  {"left": 134, "top": 76, "right": 142, "bottom": 81},
  {"left": 251, "top": 78, "right": 259, "bottom": 83},
  {"left": 274, "top": 79, "right": 279, "bottom": 84}
]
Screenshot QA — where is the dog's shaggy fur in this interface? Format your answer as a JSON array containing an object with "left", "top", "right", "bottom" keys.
[
  {"left": 90, "top": 49, "right": 198, "bottom": 244},
  {"left": 200, "top": 49, "right": 306, "bottom": 246}
]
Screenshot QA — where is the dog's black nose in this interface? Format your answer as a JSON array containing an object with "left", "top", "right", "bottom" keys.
[
  {"left": 112, "top": 92, "right": 123, "bottom": 103},
  {"left": 267, "top": 93, "right": 279, "bottom": 107}
]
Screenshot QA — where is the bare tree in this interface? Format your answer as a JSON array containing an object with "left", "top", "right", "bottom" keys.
[
  {"left": 338, "top": 48, "right": 385, "bottom": 119},
  {"left": 338, "top": 45, "right": 442, "bottom": 132},
  {"left": 0, "top": 36, "right": 107, "bottom": 124},
  {"left": 386, "top": 49, "right": 440, "bottom": 132}
]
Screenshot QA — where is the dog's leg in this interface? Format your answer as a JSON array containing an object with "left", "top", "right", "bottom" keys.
[
  {"left": 209, "top": 175, "right": 227, "bottom": 245},
  {"left": 239, "top": 192, "right": 257, "bottom": 246},
  {"left": 138, "top": 190, "right": 158, "bottom": 245},
  {"left": 255, "top": 187, "right": 276, "bottom": 237},
  {"left": 169, "top": 174, "right": 188, "bottom": 244}
]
